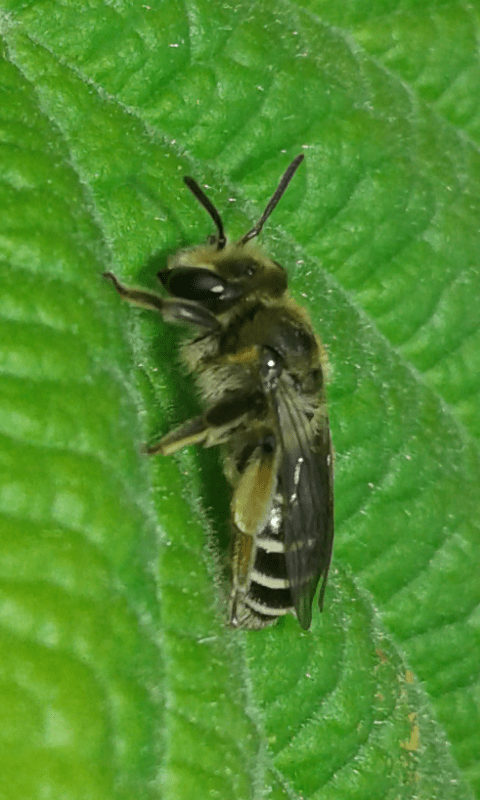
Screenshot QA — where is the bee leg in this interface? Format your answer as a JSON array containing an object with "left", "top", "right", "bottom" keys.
[
  {"left": 148, "top": 389, "right": 267, "bottom": 455},
  {"left": 229, "top": 437, "right": 279, "bottom": 627},
  {"left": 147, "top": 415, "right": 209, "bottom": 456},
  {"left": 103, "top": 272, "right": 220, "bottom": 331}
]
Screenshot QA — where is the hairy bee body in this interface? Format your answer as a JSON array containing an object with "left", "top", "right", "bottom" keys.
[{"left": 105, "top": 155, "right": 334, "bottom": 630}]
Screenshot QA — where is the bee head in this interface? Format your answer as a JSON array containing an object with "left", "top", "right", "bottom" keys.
[{"left": 159, "top": 156, "right": 304, "bottom": 314}]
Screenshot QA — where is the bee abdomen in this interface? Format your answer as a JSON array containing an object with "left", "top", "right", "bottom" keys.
[{"left": 244, "top": 538, "right": 294, "bottom": 620}]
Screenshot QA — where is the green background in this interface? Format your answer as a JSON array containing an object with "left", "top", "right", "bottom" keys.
[{"left": 1, "top": 0, "right": 479, "bottom": 798}]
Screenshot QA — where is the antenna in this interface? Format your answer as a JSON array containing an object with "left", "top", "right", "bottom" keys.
[
  {"left": 238, "top": 153, "right": 304, "bottom": 245},
  {"left": 183, "top": 176, "right": 226, "bottom": 250}
]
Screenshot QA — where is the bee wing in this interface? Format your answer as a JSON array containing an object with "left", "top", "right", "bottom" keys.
[{"left": 273, "top": 378, "right": 334, "bottom": 630}]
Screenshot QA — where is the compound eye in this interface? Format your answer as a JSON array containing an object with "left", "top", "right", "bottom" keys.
[
  {"left": 159, "top": 267, "right": 227, "bottom": 300},
  {"left": 159, "top": 267, "right": 244, "bottom": 312}
]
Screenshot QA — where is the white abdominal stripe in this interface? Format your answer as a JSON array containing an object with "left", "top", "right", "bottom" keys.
[
  {"left": 245, "top": 530, "right": 317, "bottom": 620},
  {"left": 245, "top": 534, "right": 293, "bottom": 618}
]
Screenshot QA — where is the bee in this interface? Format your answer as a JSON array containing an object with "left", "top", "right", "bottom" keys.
[{"left": 104, "top": 154, "right": 334, "bottom": 630}]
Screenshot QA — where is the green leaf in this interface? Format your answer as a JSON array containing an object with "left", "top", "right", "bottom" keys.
[{"left": 1, "top": 1, "right": 479, "bottom": 798}]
